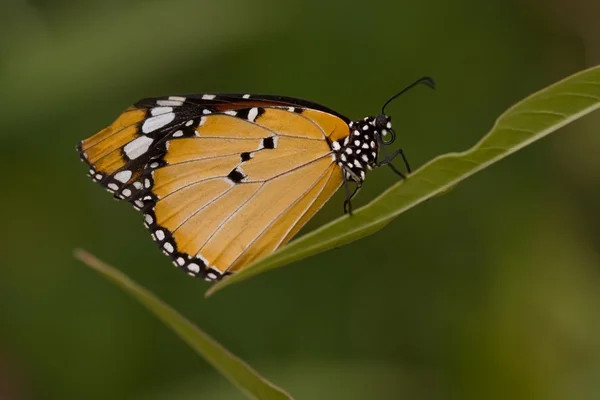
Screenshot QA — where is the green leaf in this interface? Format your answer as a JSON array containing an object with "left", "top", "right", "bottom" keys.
[
  {"left": 207, "top": 65, "right": 600, "bottom": 297},
  {"left": 74, "top": 249, "right": 293, "bottom": 400}
]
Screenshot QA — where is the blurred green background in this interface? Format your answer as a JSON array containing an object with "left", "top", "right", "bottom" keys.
[{"left": 2, "top": 0, "right": 600, "bottom": 399}]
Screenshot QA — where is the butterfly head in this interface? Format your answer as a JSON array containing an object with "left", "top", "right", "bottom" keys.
[{"left": 374, "top": 113, "right": 395, "bottom": 143}]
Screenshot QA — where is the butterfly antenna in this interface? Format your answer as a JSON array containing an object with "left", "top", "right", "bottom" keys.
[{"left": 381, "top": 76, "right": 436, "bottom": 115}]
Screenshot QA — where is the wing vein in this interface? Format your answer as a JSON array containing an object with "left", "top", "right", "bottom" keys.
[
  {"left": 158, "top": 177, "right": 226, "bottom": 202},
  {"left": 225, "top": 164, "right": 335, "bottom": 272},
  {"left": 156, "top": 153, "right": 333, "bottom": 206},
  {"left": 271, "top": 166, "right": 338, "bottom": 250},
  {"left": 194, "top": 183, "right": 267, "bottom": 258},
  {"left": 243, "top": 153, "right": 334, "bottom": 183},
  {"left": 170, "top": 184, "right": 236, "bottom": 234}
]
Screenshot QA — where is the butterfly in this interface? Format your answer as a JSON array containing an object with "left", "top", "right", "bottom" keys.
[{"left": 77, "top": 77, "right": 435, "bottom": 282}]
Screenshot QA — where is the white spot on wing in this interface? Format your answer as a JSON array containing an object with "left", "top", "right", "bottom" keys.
[
  {"left": 163, "top": 242, "right": 174, "bottom": 253},
  {"left": 155, "top": 230, "right": 165, "bottom": 241},
  {"left": 202, "top": 94, "right": 216, "bottom": 100},
  {"left": 114, "top": 170, "right": 132, "bottom": 183},
  {"left": 150, "top": 107, "right": 173, "bottom": 116},
  {"left": 332, "top": 141, "right": 341, "bottom": 151},
  {"left": 224, "top": 110, "right": 237, "bottom": 116},
  {"left": 173, "top": 130, "right": 183, "bottom": 137},
  {"left": 188, "top": 263, "right": 200, "bottom": 273},
  {"left": 157, "top": 99, "right": 183, "bottom": 106},
  {"left": 169, "top": 96, "right": 186, "bottom": 101},
  {"left": 242, "top": 94, "right": 250, "bottom": 99},
  {"left": 142, "top": 113, "right": 175, "bottom": 133},
  {"left": 122, "top": 188, "right": 132, "bottom": 197},
  {"left": 133, "top": 181, "right": 143, "bottom": 190},
  {"left": 248, "top": 107, "right": 259, "bottom": 122},
  {"left": 124, "top": 136, "right": 154, "bottom": 159},
  {"left": 108, "top": 183, "right": 119, "bottom": 191}
]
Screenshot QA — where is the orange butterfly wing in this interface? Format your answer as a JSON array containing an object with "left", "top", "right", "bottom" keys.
[{"left": 78, "top": 94, "right": 350, "bottom": 280}]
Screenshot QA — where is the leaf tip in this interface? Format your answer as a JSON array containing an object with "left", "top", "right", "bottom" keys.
[
  {"left": 204, "top": 284, "right": 219, "bottom": 298},
  {"left": 73, "top": 247, "right": 92, "bottom": 265},
  {"left": 73, "top": 247, "right": 110, "bottom": 275}
]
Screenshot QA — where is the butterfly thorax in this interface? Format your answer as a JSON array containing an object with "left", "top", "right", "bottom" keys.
[{"left": 331, "top": 116, "right": 390, "bottom": 183}]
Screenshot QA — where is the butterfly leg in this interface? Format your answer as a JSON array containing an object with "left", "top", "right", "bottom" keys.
[
  {"left": 397, "top": 148, "right": 411, "bottom": 173},
  {"left": 377, "top": 148, "right": 411, "bottom": 178},
  {"left": 343, "top": 174, "right": 362, "bottom": 215}
]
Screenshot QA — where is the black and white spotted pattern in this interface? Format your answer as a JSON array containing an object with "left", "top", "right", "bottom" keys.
[
  {"left": 141, "top": 203, "right": 228, "bottom": 281},
  {"left": 331, "top": 115, "right": 391, "bottom": 183}
]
